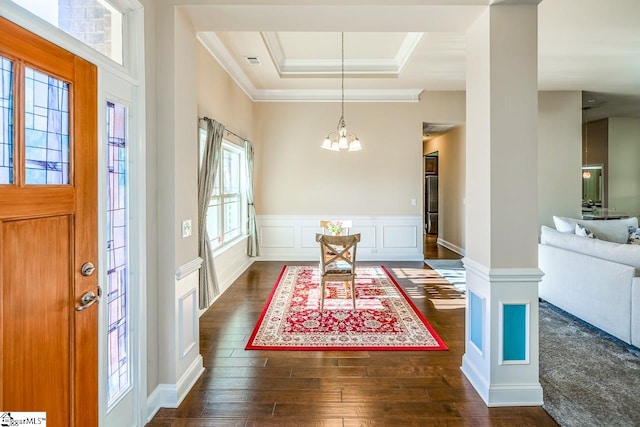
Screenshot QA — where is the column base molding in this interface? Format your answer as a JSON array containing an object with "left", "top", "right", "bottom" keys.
[
  {"left": 461, "top": 257, "right": 544, "bottom": 407},
  {"left": 461, "top": 356, "right": 543, "bottom": 407}
]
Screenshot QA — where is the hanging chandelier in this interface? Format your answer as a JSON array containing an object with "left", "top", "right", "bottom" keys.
[{"left": 321, "top": 32, "right": 362, "bottom": 152}]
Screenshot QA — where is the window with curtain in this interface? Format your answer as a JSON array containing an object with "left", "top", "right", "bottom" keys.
[{"left": 199, "top": 128, "right": 247, "bottom": 250}]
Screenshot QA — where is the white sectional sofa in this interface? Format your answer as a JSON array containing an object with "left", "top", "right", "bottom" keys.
[{"left": 538, "top": 216, "right": 640, "bottom": 348}]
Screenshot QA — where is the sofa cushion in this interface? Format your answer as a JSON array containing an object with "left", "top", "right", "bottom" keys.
[
  {"left": 553, "top": 216, "right": 578, "bottom": 233},
  {"left": 552, "top": 216, "right": 639, "bottom": 244},
  {"left": 575, "top": 224, "right": 596, "bottom": 238},
  {"left": 541, "top": 225, "right": 640, "bottom": 269},
  {"left": 629, "top": 226, "right": 640, "bottom": 245}
]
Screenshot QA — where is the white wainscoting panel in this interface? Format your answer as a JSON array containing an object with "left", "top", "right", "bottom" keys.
[
  {"left": 256, "top": 215, "right": 423, "bottom": 261},
  {"left": 173, "top": 260, "right": 204, "bottom": 405},
  {"left": 178, "top": 289, "right": 197, "bottom": 358},
  {"left": 260, "top": 225, "right": 295, "bottom": 248},
  {"left": 148, "top": 259, "right": 205, "bottom": 421},
  {"left": 352, "top": 225, "right": 376, "bottom": 248},
  {"left": 383, "top": 225, "right": 418, "bottom": 248},
  {"left": 301, "top": 226, "right": 320, "bottom": 248}
]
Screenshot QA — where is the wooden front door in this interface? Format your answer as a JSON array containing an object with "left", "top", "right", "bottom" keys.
[{"left": 0, "top": 17, "right": 98, "bottom": 426}]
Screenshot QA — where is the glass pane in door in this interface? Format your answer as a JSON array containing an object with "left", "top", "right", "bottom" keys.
[
  {"left": 24, "top": 67, "right": 70, "bottom": 185},
  {"left": 0, "top": 56, "right": 14, "bottom": 184},
  {"left": 106, "top": 100, "right": 130, "bottom": 405}
]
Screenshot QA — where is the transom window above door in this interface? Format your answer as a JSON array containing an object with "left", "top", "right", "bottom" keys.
[{"left": 9, "top": 0, "right": 124, "bottom": 64}]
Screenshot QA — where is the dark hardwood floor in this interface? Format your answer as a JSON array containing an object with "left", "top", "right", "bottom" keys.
[{"left": 147, "top": 235, "right": 558, "bottom": 426}]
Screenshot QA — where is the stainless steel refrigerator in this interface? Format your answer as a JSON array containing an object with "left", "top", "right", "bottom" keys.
[{"left": 425, "top": 175, "right": 438, "bottom": 234}]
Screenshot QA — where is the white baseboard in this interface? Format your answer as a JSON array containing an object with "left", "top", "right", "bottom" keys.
[
  {"left": 486, "top": 384, "right": 544, "bottom": 407},
  {"left": 201, "top": 256, "right": 254, "bottom": 317},
  {"left": 146, "top": 355, "right": 205, "bottom": 422},
  {"left": 219, "top": 257, "right": 254, "bottom": 295},
  {"left": 437, "top": 237, "right": 465, "bottom": 256}
]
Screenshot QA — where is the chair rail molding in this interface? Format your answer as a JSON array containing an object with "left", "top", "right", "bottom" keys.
[{"left": 175, "top": 257, "right": 204, "bottom": 281}]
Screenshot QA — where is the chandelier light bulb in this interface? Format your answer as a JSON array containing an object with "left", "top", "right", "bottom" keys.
[{"left": 349, "top": 138, "right": 362, "bottom": 151}]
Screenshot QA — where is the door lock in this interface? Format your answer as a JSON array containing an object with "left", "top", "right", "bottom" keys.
[{"left": 81, "top": 261, "right": 95, "bottom": 276}]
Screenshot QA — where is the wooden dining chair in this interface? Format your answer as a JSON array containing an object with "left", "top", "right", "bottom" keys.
[{"left": 315, "top": 233, "right": 360, "bottom": 312}]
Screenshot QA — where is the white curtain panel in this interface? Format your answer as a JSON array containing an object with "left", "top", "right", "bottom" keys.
[
  {"left": 244, "top": 140, "right": 260, "bottom": 257},
  {"left": 198, "top": 118, "right": 224, "bottom": 309}
]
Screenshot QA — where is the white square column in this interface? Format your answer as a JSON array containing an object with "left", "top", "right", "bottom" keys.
[{"left": 461, "top": 3, "right": 544, "bottom": 407}]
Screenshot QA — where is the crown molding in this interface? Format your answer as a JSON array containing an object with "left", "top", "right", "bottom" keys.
[
  {"left": 252, "top": 89, "right": 423, "bottom": 102},
  {"left": 395, "top": 32, "right": 423, "bottom": 73},
  {"left": 262, "top": 31, "right": 423, "bottom": 77},
  {"left": 197, "top": 32, "right": 258, "bottom": 101},
  {"left": 197, "top": 32, "right": 423, "bottom": 102},
  {"left": 274, "top": 59, "right": 400, "bottom": 76}
]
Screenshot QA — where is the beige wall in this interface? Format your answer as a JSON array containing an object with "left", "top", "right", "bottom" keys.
[
  {"left": 173, "top": 7, "right": 199, "bottom": 268},
  {"left": 538, "top": 91, "right": 583, "bottom": 228},
  {"left": 424, "top": 126, "right": 466, "bottom": 252},
  {"left": 254, "top": 102, "right": 422, "bottom": 215},
  {"left": 197, "top": 44, "right": 255, "bottom": 142},
  {"left": 608, "top": 117, "right": 640, "bottom": 217},
  {"left": 465, "top": 8, "right": 492, "bottom": 266},
  {"left": 416, "top": 92, "right": 466, "bottom": 125}
]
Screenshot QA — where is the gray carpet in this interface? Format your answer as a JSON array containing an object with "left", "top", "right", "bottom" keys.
[{"left": 539, "top": 302, "right": 640, "bottom": 427}]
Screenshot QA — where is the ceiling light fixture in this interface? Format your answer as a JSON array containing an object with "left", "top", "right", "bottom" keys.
[{"left": 321, "top": 32, "right": 362, "bottom": 152}]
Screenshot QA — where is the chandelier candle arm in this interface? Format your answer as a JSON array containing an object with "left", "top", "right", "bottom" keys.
[{"left": 321, "top": 32, "right": 362, "bottom": 152}]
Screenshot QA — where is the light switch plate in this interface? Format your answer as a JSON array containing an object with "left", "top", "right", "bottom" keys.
[{"left": 182, "top": 219, "right": 192, "bottom": 238}]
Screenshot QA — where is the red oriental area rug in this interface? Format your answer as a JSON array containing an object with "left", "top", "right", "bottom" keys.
[{"left": 246, "top": 265, "right": 447, "bottom": 351}]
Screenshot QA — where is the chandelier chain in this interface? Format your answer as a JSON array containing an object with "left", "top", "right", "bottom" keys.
[{"left": 320, "top": 31, "right": 362, "bottom": 151}]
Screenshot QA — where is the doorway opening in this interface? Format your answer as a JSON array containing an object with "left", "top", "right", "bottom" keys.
[{"left": 424, "top": 152, "right": 439, "bottom": 236}]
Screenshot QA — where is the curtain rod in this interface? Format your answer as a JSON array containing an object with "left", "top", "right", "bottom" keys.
[{"left": 199, "top": 116, "right": 245, "bottom": 141}]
